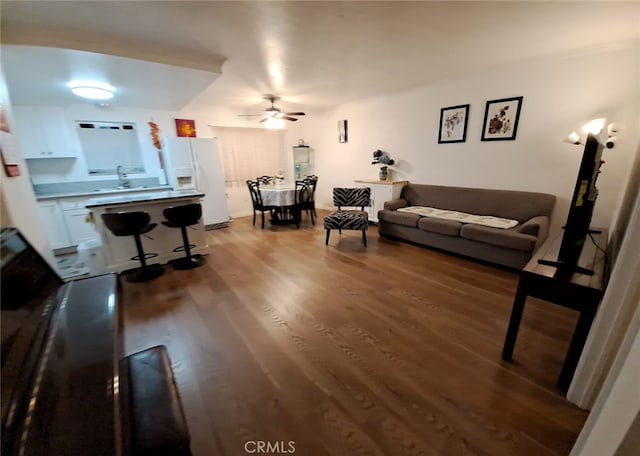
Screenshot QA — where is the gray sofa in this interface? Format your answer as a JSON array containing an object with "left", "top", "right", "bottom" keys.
[{"left": 378, "top": 183, "right": 556, "bottom": 269}]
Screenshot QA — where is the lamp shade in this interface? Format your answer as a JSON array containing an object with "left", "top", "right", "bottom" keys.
[
  {"left": 564, "top": 131, "right": 582, "bottom": 145},
  {"left": 581, "top": 118, "right": 606, "bottom": 135}
]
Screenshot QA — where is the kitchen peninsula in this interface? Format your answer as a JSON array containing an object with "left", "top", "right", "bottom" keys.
[{"left": 87, "top": 191, "right": 208, "bottom": 272}]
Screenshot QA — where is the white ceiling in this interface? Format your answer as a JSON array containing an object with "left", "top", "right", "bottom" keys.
[
  {"left": 1, "top": 46, "right": 220, "bottom": 111},
  {"left": 1, "top": 1, "right": 639, "bottom": 114}
]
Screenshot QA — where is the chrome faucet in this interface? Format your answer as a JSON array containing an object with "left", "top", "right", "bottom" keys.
[{"left": 116, "top": 165, "right": 130, "bottom": 189}]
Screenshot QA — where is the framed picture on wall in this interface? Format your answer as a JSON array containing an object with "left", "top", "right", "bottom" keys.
[
  {"left": 481, "top": 96, "right": 523, "bottom": 141},
  {"left": 438, "top": 104, "right": 470, "bottom": 144},
  {"left": 338, "top": 120, "right": 348, "bottom": 143},
  {"left": 175, "top": 118, "right": 197, "bottom": 137}
]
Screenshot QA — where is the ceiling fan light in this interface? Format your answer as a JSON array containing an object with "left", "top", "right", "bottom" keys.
[
  {"left": 265, "top": 117, "right": 285, "bottom": 130},
  {"left": 67, "top": 80, "right": 115, "bottom": 100}
]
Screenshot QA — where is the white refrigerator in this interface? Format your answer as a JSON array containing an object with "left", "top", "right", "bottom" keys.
[{"left": 162, "top": 137, "right": 229, "bottom": 228}]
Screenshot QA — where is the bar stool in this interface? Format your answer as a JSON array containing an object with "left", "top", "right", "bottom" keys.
[
  {"left": 162, "top": 203, "right": 205, "bottom": 270},
  {"left": 102, "top": 211, "right": 165, "bottom": 282}
]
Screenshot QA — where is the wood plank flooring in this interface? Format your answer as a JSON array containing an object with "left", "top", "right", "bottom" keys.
[{"left": 121, "top": 211, "right": 588, "bottom": 456}]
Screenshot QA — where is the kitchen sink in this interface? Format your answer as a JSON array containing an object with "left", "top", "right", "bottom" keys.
[{"left": 92, "top": 186, "right": 150, "bottom": 193}]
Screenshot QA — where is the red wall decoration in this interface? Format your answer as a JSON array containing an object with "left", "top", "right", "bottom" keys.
[{"left": 175, "top": 119, "right": 197, "bottom": 137}]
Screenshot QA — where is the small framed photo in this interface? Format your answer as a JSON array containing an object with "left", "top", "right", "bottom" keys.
[
  {"left": 175, "top": 118, "right": 197, "bottom": 137},
  {"left": 338, "top": 119, "right": 348, "bottom": 143},
  {"left": 481, "top": 96, "right": 523, "bottom": 141},
  {"left": 438, "top": 104, "right": 470, "bottom": 143}
]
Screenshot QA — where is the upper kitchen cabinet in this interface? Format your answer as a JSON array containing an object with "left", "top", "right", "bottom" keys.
[{"left": 12, "top": 106, "right": 78, "bottom": 159}]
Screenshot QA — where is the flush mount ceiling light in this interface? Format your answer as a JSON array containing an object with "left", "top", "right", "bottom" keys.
[{"left": 67, "top": 80, "right": 115, "bottom": 100}]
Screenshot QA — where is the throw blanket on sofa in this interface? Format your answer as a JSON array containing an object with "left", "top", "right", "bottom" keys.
[{"left": 397, "top": 206, "right": 519, "bottom": 229}]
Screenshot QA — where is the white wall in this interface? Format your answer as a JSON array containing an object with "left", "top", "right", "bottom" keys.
[
  {"left": 0, "top": 68, "right": 55, "bottom": 267},
  {"left": 569, "top": 298, "right": 640, "bottom": 456},
  {"left": 303, "top": 46, "right": 640, "bottom": 233}
]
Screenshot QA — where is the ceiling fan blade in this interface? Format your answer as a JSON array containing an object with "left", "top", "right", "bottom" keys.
[{"left": 238, "top": 96, "right": 305, "bottom": 122}]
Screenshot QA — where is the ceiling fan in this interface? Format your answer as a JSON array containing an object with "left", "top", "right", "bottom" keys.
[{"left": 238, "top": 95, "right": 305, "bottom": 122}]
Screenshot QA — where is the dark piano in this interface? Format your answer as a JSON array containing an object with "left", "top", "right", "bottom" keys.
[
  {"left": 1, "top": 227, "right": 121, "bottom": 455},
  {"left": 1, "top": 228, "right": 190, "bottom": 456}
]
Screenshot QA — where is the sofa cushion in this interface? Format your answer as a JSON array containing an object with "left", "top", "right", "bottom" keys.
[
  {"left": 323, "top": 210, "right": 369, "bottom": 231},
  {"left": 378, "top": 209, "right": 420, "bottom": 228},
  {"left": 460, "top": 224, "right": 536, "bottom": 252},
  {"left": 418, "top": 217, "right": 463, "bottom": 236}
]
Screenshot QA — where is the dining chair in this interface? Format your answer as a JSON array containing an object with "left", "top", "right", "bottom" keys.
[
  {"left": 304, "top": 175, "right": 318, "bottom": 218},
  {"left": 292, "top": 180, "right": 314, "bottom": 228},
  {"left": 256, "top": 175, "right": 273, "bottom": 185},
  {"left": 323, "top": 187, "right": 371, "bottom": 247},
  {"left": 246, "top": 179, "right": 276, "bottom": 229}
]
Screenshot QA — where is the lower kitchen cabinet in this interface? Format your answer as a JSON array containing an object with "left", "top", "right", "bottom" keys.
[
  {"left": 64, "top": 208, "right": 99, "bottom": 245},
  {"left": 37, "top": 202, "right": 72, "bottom": 249},
  {"left": 59, "top": 199, "right": 100, "bottom": 246},
  {"left": 354, "top": 179, "right": 408, "bottom": 223}
]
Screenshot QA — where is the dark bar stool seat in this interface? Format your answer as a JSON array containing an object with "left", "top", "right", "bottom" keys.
[
  {"left": 102, "top": 211, "right": 164, "bottom": 283},
  {"left": 162, "top": 203, "right": 205, "bottom": 270}
]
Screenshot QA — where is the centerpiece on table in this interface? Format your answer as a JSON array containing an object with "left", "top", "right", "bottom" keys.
[
  {"left": 273, "top": 170, "right": 286, "bottom": 185},
  {"left": 371, "top": 149, "right": 395, "bottom": 181}
]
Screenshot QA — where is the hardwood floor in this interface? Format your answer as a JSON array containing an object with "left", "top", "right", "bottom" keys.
[{"left": 121, "top": 211, "right": 588, "bottom": 456}]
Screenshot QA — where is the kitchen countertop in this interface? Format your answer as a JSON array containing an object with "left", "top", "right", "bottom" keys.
[
  {"left": 35, "top": 185, "right": 173, "bottom": 201},
  {"left": 85, "top": 190, "right": 205, "bottom": 208}
]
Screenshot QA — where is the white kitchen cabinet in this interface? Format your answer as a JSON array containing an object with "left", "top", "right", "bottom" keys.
[
  {"left": 355, "top": 179, "right": 407, "bottom": 223},
  {"left": 37, "top": 202, "right": 72, "bottom": 249},
  {"left": 61, "top": 201, "right": 99, "bottom": 245},
  {"left": 12, "top": 106, "right": 77, "bottom": 159}
]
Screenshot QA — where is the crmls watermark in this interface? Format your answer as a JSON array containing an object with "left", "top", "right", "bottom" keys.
[{"left": 244, "top": 440, "right": 296, "bottom": 454}]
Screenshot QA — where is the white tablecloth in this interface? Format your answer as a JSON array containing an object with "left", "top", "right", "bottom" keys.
[{"left": 260, "top": 186, "right": 297, "bottom": 206}]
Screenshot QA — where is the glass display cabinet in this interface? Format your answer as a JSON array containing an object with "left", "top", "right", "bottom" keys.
[{"left": 293, "top": 146, "right": 313, "bottom": 180}]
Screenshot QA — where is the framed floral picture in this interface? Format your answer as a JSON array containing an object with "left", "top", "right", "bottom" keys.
[
  {"left": 481, "top": 96, "right": 523, "bottom": 141},
  {"left": 438, "top": 104, "right": 470, "bottom": 143}
]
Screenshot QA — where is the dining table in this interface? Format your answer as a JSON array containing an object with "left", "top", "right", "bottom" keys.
[{"left": 260, "top": 184, "right": 299, "bottom": 225}]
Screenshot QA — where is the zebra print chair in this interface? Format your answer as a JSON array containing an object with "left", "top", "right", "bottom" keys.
[{"left": 323, "top": 187, "right": 371, "bottom": 247}]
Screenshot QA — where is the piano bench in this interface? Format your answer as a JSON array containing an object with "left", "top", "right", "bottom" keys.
[{"left": 121, "top": 345, "right": 191, "bottom": 456}]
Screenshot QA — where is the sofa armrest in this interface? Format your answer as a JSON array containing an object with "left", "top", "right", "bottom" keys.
[
  {"left": 518, "top": 215, "right": 550, "bottom": 249},
  {"left": 384, "top": 198, "right": 409, "bottom": 211}
]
